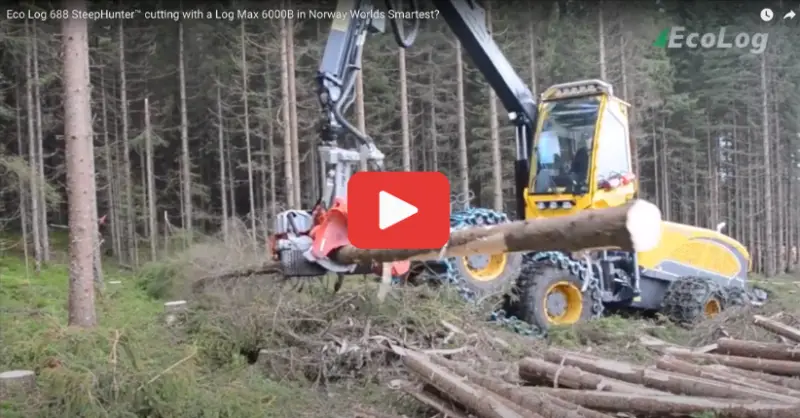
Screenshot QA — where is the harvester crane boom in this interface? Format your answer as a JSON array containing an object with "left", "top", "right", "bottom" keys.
[
  {"left": 270, "top": 0, "right": 538, "bottom": 279},
  {"left": 431, "top": 0, "right": 538, "bottom": 219},
  {"left": 314, "top": 0, "right": 536, "bottom": 219}
]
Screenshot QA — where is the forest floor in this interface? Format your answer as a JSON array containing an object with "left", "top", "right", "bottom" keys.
[{"left": 2, "top": 231, "right": 800, "bottom": 417}]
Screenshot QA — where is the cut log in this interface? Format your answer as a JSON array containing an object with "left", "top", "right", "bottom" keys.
[
  {"left": 703, "top": 364, "right": 800, "bottom": 391},
  {"left": 333, "top": 199, "right": 662, "bottom": 265},
  {"left": 430, "top": 356, "right": 613, "bottom": 418},
  {"left": 0, "top": 370, "right": 36, "bottom": 401},
  {"left": 397, "top": 348, "right": 532, "bottom": 418},
  {"left": 518, "top": 357, "right": 666, "bottom": 395},
  {"left": 717, "top": 338, "right": 800, "bottom": 362},
  {"left": 656, "top": 355, "right": 800, "bottom": 401},
  {"left": 402, "top": 384, "right": 471, "bottom": 418},
  {"left": 664, "top": 347, "right": 800, "bottom": 376},
  {"left": 753, "top": 315, "right": 800, "bottom": 343},
  {"left": 533, "top": 387, "right": 800, "bottom": 418},
  {"left": 543, "top": 349, "right": 792, "bottom": 401}
]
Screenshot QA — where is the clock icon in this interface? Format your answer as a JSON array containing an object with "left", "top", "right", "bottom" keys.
[{"left": 761, "top": 8, "right": 774, "bottom": 21}]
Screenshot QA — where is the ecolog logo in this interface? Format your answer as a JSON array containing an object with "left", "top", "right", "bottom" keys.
[{"left": 653, "top": 26, "right": 769, "bottom": 54}]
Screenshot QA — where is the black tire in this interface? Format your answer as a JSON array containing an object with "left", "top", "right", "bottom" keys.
[
  {"left": 454, "top": 252, "right": 524, "bottom": 297},
  {"left": 660, "top": 276, "right": 726, "bottom": 325},
  {"left": 725, "top": 285, "right": 750, "bottom": 307},
  {"left": 511, "top": 261, "right": 601, "bottom": 330}
]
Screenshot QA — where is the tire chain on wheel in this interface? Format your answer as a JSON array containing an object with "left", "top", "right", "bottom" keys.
[
  {"left": 724, "top": 285, "right": 751, "bottom": 307},
  {"left": 421, "top": 208, "right": 605, "bottom": 338},
  {"left": 426, "top": 207, "right": 512, "bottom": 301},
  {"left": 661, "top": 276, "right": 726, "bottom": 324}
]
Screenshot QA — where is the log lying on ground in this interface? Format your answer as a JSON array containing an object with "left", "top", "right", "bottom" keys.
[
  {"left": 396, "top": 348, "right": 534, "bottom": 418},
  {"left": 400, "top": 383, "right": 471, "bottom": 418},
  {"left": 532, "top": 387, "right": 800, "bottom": 418},
  {"left": 656, "top": 355, "right": 800, "bottom": 400},
  {"left": 333, "top": 199, "right": 662, "bottom": 265},
  {"left": 430, "top": 356, "right": 612, "bottom": 418},
  {"left": 753, "top": 315, "right": 800, "bottom": 343},
  {"left": 664, "top": 347, "right": 800, "bottom": 376},
  {"left": 703, "top": 364, "right": 800, "bottom": 391},
  {"left": 717, "top": 338, "right": 800, "bottom": 362},
  {"left": 543, "top": 349, "right": 794, "bottom": 401},
  {"left": 518, "top": 357, "right": 666, "bottom": 395}
]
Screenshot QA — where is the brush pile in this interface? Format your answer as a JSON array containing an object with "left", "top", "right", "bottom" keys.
[{"left": 356, "top": 312, "right": 800, "bottom": 418}]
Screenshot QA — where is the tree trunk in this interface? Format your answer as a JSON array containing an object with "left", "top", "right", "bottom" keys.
[
  {"left": 760, "top": 52, "right": 774, "bottom": 275},
  {"left": 544, "top": 350, "right": 795, "bottom": 402},
  {"left": 399, "top": 47, "right": 411, "bottom": 172},
  {"left": 279, "top": 12, "right": 295, "bottom": 207},
  {"left": 144, "top": 97, "right": 157, "bottom": 261},
  {"left": 24, "top": 20, "right": 42, "bottom": 274},
  {"left": 239, "top": 21, "right": 256, "bottom": 243},
  {"left": 118, "top": 20, "right": 134, "bottom": 264},
  {"left": 217, "top": 85, "right": 229, "bottom": 243},
  {"left": 334, "top": 200, "right": 661, "bottom": 265},
  {"left": 99, "top": 68, "right": 119, "bottom": 259},
  {"left": 534, "top": 387, "right": 799, "bottom": 418},
  {"left": 63, "top": 0, "right": 97, "bottom": 327},
  {"left": 398, "top": 349, "right": 531, "bottom": 418},
  {"left": 178, "top": 21, "right": 192, "bottom": 241},
  {"left": 286, "top": 4, "right": 301, "bottom": 206},
  {"left": 428, "top": 51, "right": 438, "bottom": 172},
  {"left": 32, "top": 21, "right": 50, "bottom": 263},
  {"left": 356, "top": 68, "right": 367, "bottom": 171},
  {"left": 486, "top": 2, "right": 502, "bottom": 211},
  {"left": 455, "top": 40, "right": 469, "bottom": 204},
  {"left": 15, "top": 86, "right": 31, "bottom": 277},
  {"left": 598, "top": 1, "right": 607, "bottom": 80}
]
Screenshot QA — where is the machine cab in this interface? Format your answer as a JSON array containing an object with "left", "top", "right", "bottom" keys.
[{"left": 525, "top": 80, "right": 636, "bottom": 219}]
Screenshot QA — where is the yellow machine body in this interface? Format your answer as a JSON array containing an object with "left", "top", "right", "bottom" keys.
[{"left": 522, "top": 80, "right": 750, "bottom": 310}]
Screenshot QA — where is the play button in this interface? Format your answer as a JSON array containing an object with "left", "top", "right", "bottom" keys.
[{"left": 379, "top": 191, "right": 418, "bottom": 230}]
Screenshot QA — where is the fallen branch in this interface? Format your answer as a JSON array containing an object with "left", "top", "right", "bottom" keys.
[
  {"left": 533, "top": 387, "right": 800, "bottom": 418},
  {"left": 716, "top": 338, "right": 800, "bottom": 362},
  {"left": 333, "top": 200, "right": 662, "bottom": 265},
  {"left": 753, "top": 315, "right": 800, "bottom": 343}
]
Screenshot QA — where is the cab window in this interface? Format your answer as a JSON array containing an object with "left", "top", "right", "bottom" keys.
[
  {"left": 530, "top": 96, "right": 600, "bottom": 195},
  {"left": 594, "top": 105, "right": 631, "bottom": 184}
]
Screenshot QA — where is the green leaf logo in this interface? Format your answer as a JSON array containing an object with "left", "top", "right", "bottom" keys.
[{"left": 653, "top": 28, "right": 670, "bottom": 48}]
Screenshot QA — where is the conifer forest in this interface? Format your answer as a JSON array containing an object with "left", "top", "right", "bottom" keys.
[{"left": 1, "top": 0, "right": 798, "bottom": 279}]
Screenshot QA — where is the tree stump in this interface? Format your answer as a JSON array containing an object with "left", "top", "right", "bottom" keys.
[
  {"left": 0, "top": 370, "right": 36, "bottom": 401},
  {"left": 164, "top": 300, "right": 188, "bottom": 325}
]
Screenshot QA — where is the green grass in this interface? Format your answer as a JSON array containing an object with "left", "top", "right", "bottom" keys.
[{"left": 0, "top": 256, "right": 328, "bottom": 418}]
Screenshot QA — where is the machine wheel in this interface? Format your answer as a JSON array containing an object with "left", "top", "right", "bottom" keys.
[
  {"left": 454, "top": 252, "right": 524, "bottom": 296},
  {"left": 725, "top": 285, "right": 750, "bottom": 307},
  {"left": 444, "top": 208, "right": 523, "bottom": 298},
  {"left": 660, "top": 276, "right": 726, "bottom": 325},
  {"left": 511, "top": 260, "right": 601, "bottom": 330}
]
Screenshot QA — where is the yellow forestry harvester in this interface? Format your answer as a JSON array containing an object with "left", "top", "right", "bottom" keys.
[{"left": 268, "top": 0, "right": 762, "bottom": 330}]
